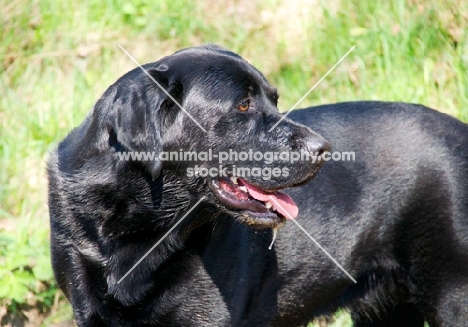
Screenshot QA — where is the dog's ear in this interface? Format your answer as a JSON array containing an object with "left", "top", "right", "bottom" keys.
[{"left": 106, "top": 63, "right": 182, "bottom": 180}]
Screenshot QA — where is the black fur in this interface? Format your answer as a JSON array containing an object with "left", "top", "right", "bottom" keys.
[{"left": 48, "top": 45, "right": 468, "bottom": 326}]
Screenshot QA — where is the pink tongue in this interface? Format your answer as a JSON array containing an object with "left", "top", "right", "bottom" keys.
[{"left": 240, "top": 179, "right": 298, "bottom": 219}]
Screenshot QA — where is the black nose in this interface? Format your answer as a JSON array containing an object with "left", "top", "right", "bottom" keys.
[{"left": 306, "top": 136, "right": 331, "bottom": 156}]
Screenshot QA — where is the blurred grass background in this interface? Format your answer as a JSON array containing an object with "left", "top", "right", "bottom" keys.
[{"left": 0, "top": 0, "right": 467, "bottom": 326}]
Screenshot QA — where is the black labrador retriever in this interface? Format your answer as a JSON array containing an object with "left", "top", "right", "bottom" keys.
[{"left": 48, "top": 45, "right": 468, "bottom": 326}]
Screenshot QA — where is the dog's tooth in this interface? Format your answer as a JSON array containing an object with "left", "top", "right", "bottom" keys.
[
  {"left": 272, "top": 206, "right": 277, "bottom": 212},
  {"left": 239, "top": 186, "right": 248, "bottom": 192},
  {"left": 230, "top": 176, "right": 238, "bottom": 184},
  {"left": 265, "top": 201, "right": 272, "bottom": 209}
]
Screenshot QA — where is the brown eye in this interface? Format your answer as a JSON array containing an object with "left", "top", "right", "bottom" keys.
[{"left": 237, "top": 99, "right": 250, "bottom": 111}]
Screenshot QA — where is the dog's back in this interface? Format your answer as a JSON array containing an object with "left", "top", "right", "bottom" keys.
[{"left": 275, "top": 102, "right": 468, "bottom": 326}]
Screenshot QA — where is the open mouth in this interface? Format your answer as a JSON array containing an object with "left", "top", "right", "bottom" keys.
[{"left": 209, "top": 176, "right": 299, "bottom": 225}]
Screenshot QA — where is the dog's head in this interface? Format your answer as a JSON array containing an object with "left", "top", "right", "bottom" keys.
[{"left": 90, "top": 45, "right": 329, "bottom": 230}]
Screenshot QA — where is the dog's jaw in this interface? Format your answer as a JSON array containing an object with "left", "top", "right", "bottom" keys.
[{"left": 208, "top": 176, "right": 296, "bottom": 229}]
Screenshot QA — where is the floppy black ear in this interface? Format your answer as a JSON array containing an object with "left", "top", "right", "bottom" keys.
[{"left": 106, "top": 63, "right": 182, "bottom": 180}]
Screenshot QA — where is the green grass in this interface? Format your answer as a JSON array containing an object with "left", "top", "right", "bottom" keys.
[{"left": 0, "top": 0, "right": 467, "bottom": 325}]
